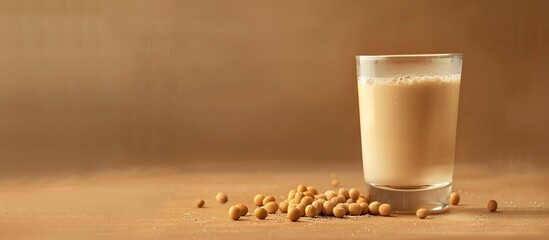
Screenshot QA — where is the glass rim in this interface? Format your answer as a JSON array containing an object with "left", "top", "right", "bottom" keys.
[{"left": 356, "top": 53, "right": 462, "bottom": 60}]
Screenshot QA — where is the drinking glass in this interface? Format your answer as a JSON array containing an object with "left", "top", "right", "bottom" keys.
[{"left": 356, "top": 53, "right": 463, "bottom": 212}]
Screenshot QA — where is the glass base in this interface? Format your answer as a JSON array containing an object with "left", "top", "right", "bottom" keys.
[{"left": 367, "top": 181, "right": 452, "bottom": 213}]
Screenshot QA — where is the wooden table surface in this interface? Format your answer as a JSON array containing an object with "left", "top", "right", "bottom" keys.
[{"left": 0, "top": 162, "right": 548, "bottom": 239}]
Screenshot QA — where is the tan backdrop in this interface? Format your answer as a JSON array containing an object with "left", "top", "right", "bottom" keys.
[{"left": 1, "top": 0, "right": 548, "bottom": 176}]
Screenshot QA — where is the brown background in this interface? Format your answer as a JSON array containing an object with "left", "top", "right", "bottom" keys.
[{"left": 0, "top": 0, "right": 548, "bottom": 176}]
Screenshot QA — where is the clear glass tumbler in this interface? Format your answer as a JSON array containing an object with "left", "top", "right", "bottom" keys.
[{"left": 356, "top": 53, "right": 463, "bottom": 213}]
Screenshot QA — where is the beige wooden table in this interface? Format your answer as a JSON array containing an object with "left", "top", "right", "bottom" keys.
[{"left": 0, "top": 162, "right": 548, "bottom": 239}]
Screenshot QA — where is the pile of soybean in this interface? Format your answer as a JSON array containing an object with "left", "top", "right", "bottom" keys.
[
  {"left": 197, "top": 185, "right": 498, "bottom": 221},
  {"left": 249, "top": 185, "right": 389, "bottom": 221}
]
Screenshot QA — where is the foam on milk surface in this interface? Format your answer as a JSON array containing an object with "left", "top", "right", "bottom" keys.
[{"left": 358, "top": 74, "right": 461, "bottom": 86}]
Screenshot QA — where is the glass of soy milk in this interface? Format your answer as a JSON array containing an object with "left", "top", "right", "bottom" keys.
[{"left": 356, "top": 54, "right": 463, "bottom": 213}]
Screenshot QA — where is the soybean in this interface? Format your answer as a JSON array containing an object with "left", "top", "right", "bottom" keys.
[
  {"left": 336, "top": 203, "right": 349, "bottom": 215},
  {"left": 307, "top": 186, "right": 318, "bottom": 195},
  {"left": 333, "top": 207, "right": 345, "bottom": 218},
  {"left": 312, "top": 200, "right": 324, "bottom": 215},
  {"left": 293, "top": 192, "right": 304, "bottom": 204},
  {"left": 296, "top": 203, "right": 306, "bottom": 216},
  {"left": 196, "top": 199, "right": 205, "bottom": 208},
  {"left": 229, "top": 206, "right": 240, "bottom": 220},
  {"left": 345, "top": 203, "right": 351, "bottom": 214},
  {"left": 349, "top": 203, "right": 362, "bottom": 215},
  {"left": 303, "top": 191, "right": 315, "bottom": 198},
  {"left": 254, "top": 194, "right": 265, "bottom": 206},
  {"left": 305, "top": 205, "right": 316, "bottom": 217},
  {"left": 301, "top": 196, "right": 314, "bottom": 206},
  {"left": 368, "top": 201, "right": 381, "bottom": 215},
  {"left": 416, "top": 208, "right": 428, "bottom": 219},
  {"left": 359, "top": 202, "right": 369, "bottom": 215},
  {"left": 288, "top": 203, "right": 297, "bottom": 213},
  {"left": 323, "top": 200, "right": 335, "bottom": 215},
  {"left": 287, "top": 208, "right": 301, "bottom": 221},
  {"left": 262, "top": 195, "right": 276, "bottom": 205},
  {"left": 338, "top": 188, "right": 350, "bottom": 199},
  {"left": 450, "top": 192, "right": 460, "bottom": 205},
  {"left": 379, "top": 203, "right": 392, "bottom": 216},
  {"left": 326, "top": 191, "right": 338, "bottom": 200},
  {"left": 288, "top": 190, "right": 296, "bottom": 201},
  {"left": 349, "top": 188, "right": 360, "bottom": 200},
  {"left": 254, "top": 207, "right": 268, "bottom": 219},
  {"left": 337, "top": 195, "right": 346, "bottom": 204},
  {"left": 315, "top": 193, "right": 327, "bottom": 200},
  {"left": 330, "top": 197, "right": 340, "bottom": 205},
  {"left": 216, "top": 192, "right": 228, "bottom": 204},
  {"left": 279, "top": 200, "right": 289, "bottom": 213},
  {"left": 297, "top": 184, "right": 307, "bottom": 193},
  {"left": 487, "top": 200, "right": 498, "bottom": 212},
  {"left": 264, "top": 201, "right": 279, "bottom": 214}
]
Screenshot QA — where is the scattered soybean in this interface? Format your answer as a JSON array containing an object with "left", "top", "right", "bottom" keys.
[
  {"left": 196, "top": 199, "right": 205, "bottom": 208},
  {"left": 254, "top": 194, "right": 265, "bottom": 206},
  {"left": 229, "top": 206, "right": 240, "bottom": 220},
  {"left": 216, "top": 192, "right": 228, "bottom": 204},
  {"left": 416, "top": 208, "right": 428, "bottom": 219},
  {"left": 450, "top": 192, "right": 460, "bottom": 205},
  {"left": 487, "top": 200, "right": 498, "bottom": 212}
]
